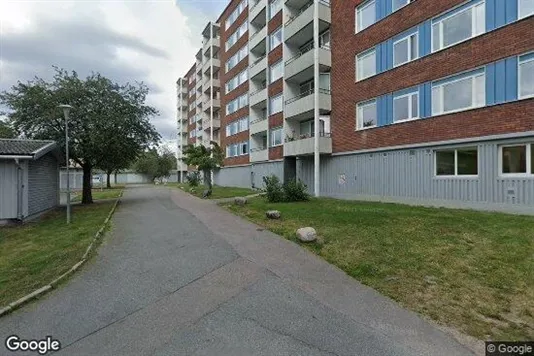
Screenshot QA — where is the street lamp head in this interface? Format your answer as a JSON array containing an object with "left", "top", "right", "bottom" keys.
[{"left": 58, "top": 104, "right": 73, "bottom": 117}]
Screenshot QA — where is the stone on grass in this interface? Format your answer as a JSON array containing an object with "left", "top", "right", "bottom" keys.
[
  {"left": 424, "top": 275, "right": 438, "bottom": 285},
  {"left": 202, "top": 190, "right": 212, "bottom": 199},
  {"left": 266, "top": 210, "right": 281, "bottom": 219},
  {"left": 296, "top": 227, "right": 317, "bottom": 242},
  {"left": 234, "top": 197, "right": 247, "bottom": 206},
  {"left": 190, "top": 188, "right": 196, "bottom": 193}
]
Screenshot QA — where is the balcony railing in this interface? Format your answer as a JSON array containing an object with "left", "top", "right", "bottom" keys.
[
  {"left": 285, "top": 88, "right": 331, "bottom": 105},
  {"left": 250, "top": 116, "right": 267, "bottom": 125},
  {"left": 285, "top": 131, "right": 331, "bottom": 143},
  {"left": 249, "top": 25, "right": 266, "bottom": 42},
  {"left": 250, "top": 54, "right": 267, "bottom": 68},
  {"left": 249, "top": 0, "right": 261, "bottom": 12},
  {"left": 285, "top": 43, "right": 330, "bottom": 66},
  {"left": 250, "top": 147, "right": 267, "bottom": 152},
  {"left": 285, "top": 0, "right": 331, "bottom": 26},
  {"left": 249, "top": 84, "right": 267, "bottom": 97}
]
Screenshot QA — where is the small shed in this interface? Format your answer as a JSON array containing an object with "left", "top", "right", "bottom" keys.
[{"left": 0, "top": 139, "right": 60, "bottom": 221}]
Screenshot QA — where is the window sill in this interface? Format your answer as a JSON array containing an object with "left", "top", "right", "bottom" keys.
[
  {"left": 498, "top": 174, "right": 534, "bottom": 179},
  {"left": 433, "top": 175, "right": 479, "bottom": 180},
  {"left": 355, "top": 125, "right": 378, "bottom": 132}
]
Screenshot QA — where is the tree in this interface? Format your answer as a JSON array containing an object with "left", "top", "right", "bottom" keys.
[
  {"left": 134, "top": 147, "right": 176, "bottom": 181},
  {"left": 182, "top": 142, "right": 224, "bottom": 192},
  {"left": 0, "top": 67, "right": 160, "bottom": 203},
  {"left": 0, "top": 119, "right": 15, "bottom": 138}
]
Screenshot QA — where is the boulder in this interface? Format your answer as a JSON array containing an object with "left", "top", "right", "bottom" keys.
[
  {"left": 266, "top": 210, "right": 281, "bottom": 219},
  {"left": 234, "top": 197, "right": 247, "bottom": 206},
  {"left": 296, "top": 227, "right": 317, "bottom": 242},
  {"left": 202, "top": 189, "right": 212, "bottom": 198}
]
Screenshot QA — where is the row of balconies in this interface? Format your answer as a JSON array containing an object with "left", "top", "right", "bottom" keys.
[{"left": 248, "top": 134, "right": 332, "bottom": 162}]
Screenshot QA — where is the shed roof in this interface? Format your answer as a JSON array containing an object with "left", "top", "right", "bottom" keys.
[{"left": 0, "top": 139, "right": 57, "bottom": 160}]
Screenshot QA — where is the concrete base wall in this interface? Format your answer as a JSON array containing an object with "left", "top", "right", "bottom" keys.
[
  {"left": 296, "top": 136, "right": 534, "bottom": 214},
  {"left": 214, "top": 161, "right": 284, "bottom": 189}
]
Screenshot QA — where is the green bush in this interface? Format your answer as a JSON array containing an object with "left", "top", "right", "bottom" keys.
[
  {"left": 283, "top": 179, "right": 309, "bottom": 202},
  {"left": 186, "top": 171, "right": 201, "bottom": 187},
  {"left": 262, "top": 175, "right": 285, "bottom": 203}
]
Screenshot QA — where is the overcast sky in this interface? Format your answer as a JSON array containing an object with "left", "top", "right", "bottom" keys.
[{"left": 0, "top": 0, "right": 229, "bottom": 142}]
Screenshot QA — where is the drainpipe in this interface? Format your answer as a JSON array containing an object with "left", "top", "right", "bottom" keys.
[
  {"left": 210, "top": 23, "right": 215, "bottom": 187},
  {"left": 313, "top": 0, "right": 320, "bottom": 197},
  {"left": 14, "top": 158, "right": 23, "bottom": 220}
]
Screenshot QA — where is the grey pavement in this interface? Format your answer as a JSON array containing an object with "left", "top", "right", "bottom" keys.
[{"left": 0, "top": 186, "right": 477, "bottom": 355}]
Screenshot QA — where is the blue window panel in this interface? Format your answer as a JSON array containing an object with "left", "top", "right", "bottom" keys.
[
  {"left": 377, "top": 94, "right": 393, "bottom": 126},
  {"left": 377, "top": 40, "right": 393, "bottom": 73},
  {"left": 487, "top": 0, "right": 518, "bottom": 30},
  {"left": 432, "top": 67, "right": 485, "bottom": 87},
  {"left": 505, "top": 56, "right": 518, "bottom": 102},
  {"left": 495, "top": 60, "right": 507, "bottom": 103},
  {"left": 486, "top": 63, "right": 496, "bottom": 105},
  {"left": 418, "top": 20, "right": 432, "bottom": 57},
  {"left": 432, "top": 0, "right": 485, "bottom": 24},
  {"left": 376, "top": 0, "right": 390, "bottom": 21},
  {"left": 419, "top": 83, "right": 432, "bottom": 118}
]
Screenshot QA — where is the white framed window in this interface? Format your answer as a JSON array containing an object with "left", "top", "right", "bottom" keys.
[
  {"left": 225, "top": 69, "right": 248, "bottom": 94},
  {"left": 392, "top": 0, "right": 414, "bottom": 12},
  {"left": 226, "top": 22, "right": 248, "bottom": 51},
  {"left": 320, "top": 30, "right": 331, "bottom": 49},
  {"left": 519, "top": 54, "right": 534, "bottom": 99},
  {"left": 226, "top": 45, "right": 248, "bottom": 72},
  {"left": 269, "top": 94, "right": 283, "bottom": 115},
  {"left": 240, "top": 141, "right": 249, "bottom": 155},
  {"left": 393, "top": 90, "right": 419, "bottom": 122},
  {"left": 226, "top": 0, "right": 247, "bottom": 30},
  {"left": 356, "top": 48, "right": 376, "bottom": 81},
  {"left": 432, "top": 1, "right": 485, "bottom": 52},
  {"left": 269, "top": 0, "right": 282, "bottom": 19},
  {"left": 226, "top": 94, "right": 248, "bottom": 115},
  {"left": 356, "top": 99, "right": 377, "bottom": 130},
  {"left": 355, "top": 0, "right": 376, "bottom": 33},
  {"left": 269, "top": 27, "right": 282, "bottom": 51},
  {"left": 393, "top": 32, "right": 418, "bottom": 67},
  {"left": 519, "top": 0, "right": 534, "bottom": 19},
  {"left": 435, "top": 148, "right": 478, "bottom": 176},
  {"left": 499, "top": 144, "right": 534, "bottom": 176},
  {"left": 270, "top": 127, "right": 283, "bottom": 147},
  {"left": 240, "top": 116, "right": 249, "bottom": 131},
  {"left": 432, "top": 69, "right": 485, "bottom": 116},
  {"left": 270, "top": 60, "right": 283, "bottom": 83}
]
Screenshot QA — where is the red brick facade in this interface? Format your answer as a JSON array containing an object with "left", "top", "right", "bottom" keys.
[{"left": 331, "top": 1, "right": 534, "bottom": 153}]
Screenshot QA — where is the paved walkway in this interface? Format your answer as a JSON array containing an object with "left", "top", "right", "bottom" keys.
[{"left": 0, "top": 186, "right": 475, "bottom": 355}]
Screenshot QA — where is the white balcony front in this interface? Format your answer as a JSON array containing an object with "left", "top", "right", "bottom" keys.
[
  {"left": 203, "top": 99, "right": 221, "bottom": 113},
  {"left": 285, "top": 47, "right": 331, "bottom": 82},
  {"left": 249, "top": 26, "right": 267, "bottom": 53},
  {"left": 250, "top": 0, "right": 267, "bottom": 22},
  {"left": 202, "top": 36, "right": 220, "bottom": 54},
  {"left": 284, "top": 90, "right": 331, "bottom": 120},
  {"left": 284, "top": 135, "right": 332, "bottom": 157},
  {"left": 249, "top": 56, "right": 267, "bottom": 79},
  {"left": 285, "top": 1, "right": 331, "bottom": 46},
  {"left": 250, "top": 148, "right": 269, "bottom": 162},
  {"left": 249, "top": 88, "right": 267, "bottom": 108},
  {"left": 203, "top": 58, "right": 221, "bottom": 74},
  {"left": 249, "top": 118, "right": 268, "bottom": 135}
]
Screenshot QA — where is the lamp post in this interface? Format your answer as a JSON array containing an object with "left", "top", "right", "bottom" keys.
[{"left": 59, "top": 104, "right": 73, "bottom": 224}]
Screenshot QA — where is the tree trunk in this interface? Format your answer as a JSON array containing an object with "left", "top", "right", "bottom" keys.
[
  {"left": 106, "top": 170, "right": 112, "bottom": 188},
  {"left": 204, "top": 169, "right": 212, "bottom": 191},
  {"left": 82, "top": 165, "right": 94, "bottom": 204}
]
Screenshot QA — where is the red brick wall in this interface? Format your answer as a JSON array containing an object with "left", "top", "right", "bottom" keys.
[
  {"left": 267, "top": 10, "right": 284, "bottom": 158},
  {"left": 220, "top": 0, "right": 250, "bottom": 167},
  {"left": 269, "top": 146, "right": 283, "bottom": 160},
  {"left": 331, "top": 1, "right": 534, "bottom": 152}
]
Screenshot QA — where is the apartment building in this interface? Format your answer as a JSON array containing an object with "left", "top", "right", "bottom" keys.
[{"left": 177, "top": 0, "right": 534, "bottom": 213}]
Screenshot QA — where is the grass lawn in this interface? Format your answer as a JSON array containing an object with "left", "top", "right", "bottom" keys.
[
  {"left": 167, "top": 183, "right": 256, "bottom": 199},
  {"left": 0, "top": 202, "right": 115, "bottom": 306},
  {"left": 72, "top": 188, "right": 123, "bottom": 202},
  {"left": 222, "top": 197, "right": 534, "bottom": 341}
]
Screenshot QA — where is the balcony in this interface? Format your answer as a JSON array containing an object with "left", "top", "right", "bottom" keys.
[
  {"left": 284, "top": 88, "right": 331, "bottom": 120},
  {"left": 250, "top": 148, "right": 269, "bottom": 162},
  {"left": 249, "top": 55, "right": 267, "bottom": 79},
  {"left": 203, "top": 99, "right": 221, "bottom": 113},
  {"left": 250, "top": 0, "right": 267, "bottom": 22},
  {"left": 202, "top": 78, "right": 221, "bottom": 91},
  {"left": 249, "top": 117, "right": 268, "bottom": 135},
  {"left": 285, "top": 46, "right": 331, "bottom": 82},
  {"left": 284, "top": 133, "right": 332, "bottom": 157},
  {"left": 203, "top": 58, "right": 221, "bottom": 74},
  {"left": 202, "top": 36, "right": 220, "bottom": 54},
  {"left": 249, "top": 87, "right": 267, "bottom": 108},
  {"left": 249, "top": 26, "right": 267, "bottom": 53},
  {"left": 285, "top": 0, "right": 331, "bottom": 46},
  {"left": 196, "top": 79, "right": 202, "bottom": 91},
  {"left": 203, "top": 118, "right": 221, "bottom": 131}
]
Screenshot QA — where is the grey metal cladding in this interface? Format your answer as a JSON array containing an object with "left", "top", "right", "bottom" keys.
[{"left": 28, "top": 153, "right": 59, "bottom": 216}]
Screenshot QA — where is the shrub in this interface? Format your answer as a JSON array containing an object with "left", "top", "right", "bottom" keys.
[
  {"left": 186, "top": 171, "right": 201, "bottom": 187},
  {"left": 283, "top": 179, "right": 309, "bottom": 202},
  {"left": 262, "top": 175, "right": 285, "bottom": 203}
]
